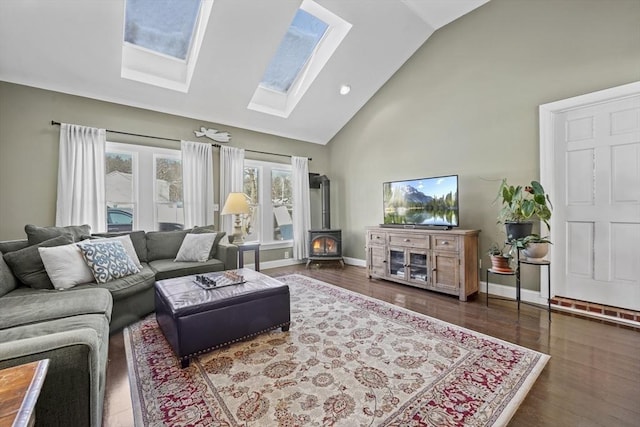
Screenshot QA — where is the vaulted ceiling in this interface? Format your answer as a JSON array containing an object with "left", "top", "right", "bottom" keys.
[{"left": 0, "top": 0, "right": 489, "bottom": 144}]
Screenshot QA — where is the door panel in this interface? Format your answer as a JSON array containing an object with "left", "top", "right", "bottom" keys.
[{"left": 554, "top": 94, "right": 640, "bottom": 310}]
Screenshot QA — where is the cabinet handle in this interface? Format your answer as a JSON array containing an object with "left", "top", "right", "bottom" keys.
[
  {"left": 442, "top": 241, "right": 449, "bottom": 245},
  {"left": 404, "top": 238, "right": 410, "bottom": 242},
  {"left": 432, "top": 268, "right": 436, "bottom": 272}
]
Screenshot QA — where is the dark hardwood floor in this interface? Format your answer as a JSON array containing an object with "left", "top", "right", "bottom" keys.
[{"left": 103, "top": 264, "right": 640, "bottom": 426}]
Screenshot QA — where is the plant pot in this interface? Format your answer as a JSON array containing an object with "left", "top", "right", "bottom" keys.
[
  {"left": 522, "top": 242, "right": 549, "bottom": 261},
  {"left": 490, "top": 255, "right": 513, "bottom": 273},
  {"left": 505, "top": 221, "right": 533, "bottom": 241}
]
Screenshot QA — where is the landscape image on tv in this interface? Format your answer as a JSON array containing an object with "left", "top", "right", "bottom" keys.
[{"left": 383, "top": 175, "right": 459, "bottom": 226}]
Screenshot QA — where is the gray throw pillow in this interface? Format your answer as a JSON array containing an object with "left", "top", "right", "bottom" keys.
[
  {"left": 0, "top": 256, "right": 18, "bottom": 297},
  {"left": 191, "top": 226, "right": 226, "bottom": 258},
  {"left": 2, "top": 235, "right": 74, "bottom": 289},
  {"left": 25, "top": 224, "right": 91, "bottom": 245},
  {"left": 145, "top": 230, "right": 189, "bottom": 261}
]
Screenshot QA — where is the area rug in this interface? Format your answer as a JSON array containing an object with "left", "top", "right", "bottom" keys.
[{"left": 124, "top": 274, "right": 549, "bottom": 427}]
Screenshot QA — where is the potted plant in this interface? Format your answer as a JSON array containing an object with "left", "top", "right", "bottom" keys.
[
  {"left": 487, "top": 242, "right": 513, "bottom": 273},
  {"left": 516, "top": 234, "right": 552, "bottom": 261},
  {"left": 495, "top": 178, "right": 553, "bottom": 240}
]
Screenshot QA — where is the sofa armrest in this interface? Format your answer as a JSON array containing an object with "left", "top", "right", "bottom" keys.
[
  {"left": 0, "top": 327, "right": 107, "bottom": 427},
  {"left": 216, "top": 242, "right": 238, "bottom": 269}
]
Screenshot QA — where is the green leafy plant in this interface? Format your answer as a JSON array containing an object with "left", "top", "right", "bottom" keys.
[
  {"left": 486, "top": 242, "right": 509, "bottom": 257},
  {"left": 495, "top": 179, "right": 553, "bottom": 230},
  {"left": 510, "top": 234, "right": 552, "bottom": 250}
]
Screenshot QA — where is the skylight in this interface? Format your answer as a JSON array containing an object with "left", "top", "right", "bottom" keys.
[
  {"left": 124, "top": 0, "right": 201, "bottom": 60},
  {"left": 121, "top": 0, "right": 213, "bottom": 92},
  {"left": 248, "top": 0, "right": 352, "bottom": 118},
  {"left": 260, "top": 10, "right": 328, "bottom": 93}
]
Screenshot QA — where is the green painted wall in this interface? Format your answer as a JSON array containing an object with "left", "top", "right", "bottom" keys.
[
  {"left": 0, "top": 83, "right": 329, "bottom": 262},
  {"left": 1, "top": 0, "right": 638, "bottom": 281},
  {"left": 327, "top": 0, "right": 640, "bottom": 287}
]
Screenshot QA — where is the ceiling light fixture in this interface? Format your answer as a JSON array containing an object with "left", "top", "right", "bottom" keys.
[{"left": 339, "top": 84, "right": 351, "bottom": 95}]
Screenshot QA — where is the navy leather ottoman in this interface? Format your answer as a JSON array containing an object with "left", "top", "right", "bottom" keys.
[{"left": 155, "top": 269, "right": 290, "bottom": 368}]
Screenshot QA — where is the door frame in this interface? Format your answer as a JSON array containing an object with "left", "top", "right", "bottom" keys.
[{"left": 539, "top": 81, "right": 640, "bottom": 299}]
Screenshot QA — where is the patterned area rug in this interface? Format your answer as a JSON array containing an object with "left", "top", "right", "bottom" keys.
[{"left": 124, "top": 274, "right": 549, "bottom": 426}]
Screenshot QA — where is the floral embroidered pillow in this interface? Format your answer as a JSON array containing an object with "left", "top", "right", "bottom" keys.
[{"left": 77, "top": 240, "right": 140, "bottom": 284}]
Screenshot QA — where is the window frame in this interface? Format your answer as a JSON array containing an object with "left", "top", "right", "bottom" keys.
[
  {"left": 244, "top": 159, "right": 294, "bottom": 249},
  {"left": 106, "top": 142, "right": 183, "bottom": 232}
]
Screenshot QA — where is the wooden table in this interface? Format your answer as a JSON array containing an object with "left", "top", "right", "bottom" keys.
[{"left": 0, "top": 359, "right": 49, "bottom": 427}]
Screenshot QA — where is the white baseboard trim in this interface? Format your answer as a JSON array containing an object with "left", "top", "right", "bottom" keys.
[
  {"left": 257, "top": 258, "right": 305, "bottom": 270},
  {"left": 482, "top": 281, "right": 548, "bottom": 306},
  {"left": 344, "top": 257, "right": 366, "bottom": 267}
]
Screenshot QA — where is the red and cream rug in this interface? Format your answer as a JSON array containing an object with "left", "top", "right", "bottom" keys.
[{"left": 124, "top": 274, "right": 549, "bottom": 426}]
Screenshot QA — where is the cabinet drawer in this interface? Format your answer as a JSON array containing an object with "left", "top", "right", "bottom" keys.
[
  {"left": 389, "top": 234, "right": 429, "bottom": 249},
  {"left": 432, "top": 235, "right": 459, "bottom": 251},
  {"left": 367, "top": 231, "right": 386, "bottom": 245}
]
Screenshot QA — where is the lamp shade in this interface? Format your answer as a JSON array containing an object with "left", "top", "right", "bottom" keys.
[{"left": 221, "top": 192, "right": 250, "bottom": 215}]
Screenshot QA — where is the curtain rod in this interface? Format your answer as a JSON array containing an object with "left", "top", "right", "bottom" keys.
[{"left": 50, "top": 121, "right": 311, "bottom": 161}]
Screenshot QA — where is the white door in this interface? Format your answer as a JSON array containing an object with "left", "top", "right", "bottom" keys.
[{"left": 549, "top": 92, "right": 640, "bottom": 310}]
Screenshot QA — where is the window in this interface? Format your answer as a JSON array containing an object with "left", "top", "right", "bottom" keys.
[
  {"left": 121, "top": 0, "right": 214, "bottom": 92},
  {"left": 106, "top": 142, "right": 183, "bottom": 232},
  {"left": 248, "top": 0, "right": 352, "bottom": 118},
  {"left": 243, "top": 159, "right": 293, "bottom": 246}
]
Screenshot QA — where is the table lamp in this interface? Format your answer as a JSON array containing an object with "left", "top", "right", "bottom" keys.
[{"left": 221, "top": 192, "right": 250, "bottom": 243}]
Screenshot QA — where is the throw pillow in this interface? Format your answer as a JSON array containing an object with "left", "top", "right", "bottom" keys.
[
  {"left": 90, "top": 235, "right": 142, "bottom": 269},
  {"left": 174, "top": 233, "right": 217, "bottom": 262},
  {"left": 191, "top": 225, "right": 226, "bottom": 258},
  {"left": 2, "top": 235, "right": 74, "bottom": 289},
  {"left": 77, "top": 240, "right": 140, "bottom": 284},
  {"left": 25, "top": 224, "right": 91, "bottom": 245},
  {"left": 145, "top": 230, "right": 189, "bottom": 261},
  {"left": 38, "top": 242, "right": 95, "bottom": 290}
]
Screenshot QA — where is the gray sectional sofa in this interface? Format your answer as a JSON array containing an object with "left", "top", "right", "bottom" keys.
[{"left": 0, "top": 224, "right": 238, "bottom": 427}]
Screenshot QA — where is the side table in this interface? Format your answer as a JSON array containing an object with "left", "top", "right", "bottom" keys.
[
  {"left": 519, "top": 258, "right": 551, "bottom": 321},
  {"left": 0, "top": 359, "right": 49, "bottom": 427},
  {"left": 486, "top": 257, "right": 552, "bottom": 321},
  {"left": 237, "top": 243, "right": 260, "bottom": 271}
]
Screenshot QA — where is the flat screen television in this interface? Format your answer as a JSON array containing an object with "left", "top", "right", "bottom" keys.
[{"left": 382, "top": 175, "right": 459, "bottom": 228}]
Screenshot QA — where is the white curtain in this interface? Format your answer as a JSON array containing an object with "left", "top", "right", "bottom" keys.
[
  {"left": 181, "top": 140, "right": 214, "bottom": 229},
  {"left": 219, "top": 146, "right": 245, "bottom": 235},
  {"left": 56, "top": 123, "right": 107, "bottom": 232},
  {"left": 291, "top": 156, "right": 311, "bottom": 260}
]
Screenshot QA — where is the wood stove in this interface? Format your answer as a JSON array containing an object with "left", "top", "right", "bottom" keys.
[
  {"left": 307, "top": 229, "right": 343, "bottom": 266},
  {"left": 307, "top": 174, "right": 344, "bottom": 267}
]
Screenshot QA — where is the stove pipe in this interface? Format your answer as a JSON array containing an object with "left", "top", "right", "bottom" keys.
[{"left": 318, "top": 175, "right": 330, "bottom": 229}]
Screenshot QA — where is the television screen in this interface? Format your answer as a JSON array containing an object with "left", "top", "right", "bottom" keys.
[{"left": 383, "top": 175, "right": 459, "bottom": 227}]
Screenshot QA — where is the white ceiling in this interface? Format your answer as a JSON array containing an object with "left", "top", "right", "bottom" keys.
[{"left": 0, "top": 0, "right": 489, "bottom": 145}]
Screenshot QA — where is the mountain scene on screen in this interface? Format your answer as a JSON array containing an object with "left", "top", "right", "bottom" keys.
[{"left": 384, "top": 180, "right": 458, "bottom": 226}]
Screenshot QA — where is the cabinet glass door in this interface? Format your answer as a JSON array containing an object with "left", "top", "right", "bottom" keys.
[
  {"left": 408, "top": 251, "right": 429, "bottom": 283},
  {"left": 388, "top": 248, "right": 405, "bottom": 279}
]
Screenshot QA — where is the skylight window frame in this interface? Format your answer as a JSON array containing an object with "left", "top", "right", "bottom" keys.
[
  {"left": 248, "top": 0, "right": 352, "bottom": 118},
  {"left": 121, "top": 0, "right": 213, "bottom": 93}
]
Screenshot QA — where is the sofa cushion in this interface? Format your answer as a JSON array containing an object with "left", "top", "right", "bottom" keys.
[
  {"left": 25, "top": 224, "right": 91, "bottom": 245},
  {"left": 91, "top": 230, "right": 147, "bottom": 263},
  {"left": 76, "top": 240, "right": 140, "bottom": 284},
  {"left": 0, "top": 286, "right": 112, "bottom": 330},
  {"left": 148, "top": 258, "right": 225, "bottom": 281},
  {"left": 75, "top": 264, "right": 156, "bottom": 302},
  {"left": 191, "top": 225, "right": 226, "bottom": 258},
  {"left": 174, "top": 233, "right": 216, "bottom": 262},
  {"left": 0, "top": 240, "right": 29, "bottom": 254},
  {"left": 0, "top": 256, "right": 18, "bottom": 297},
  {"left": 146, "top": 230, "right": 189, "bottom": 262},
  {"left": 38, "top": 243, "right": 95, "bottom": 290},
  {"left": 2, "top": 235, "right": 74, "bottom": 289}
]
